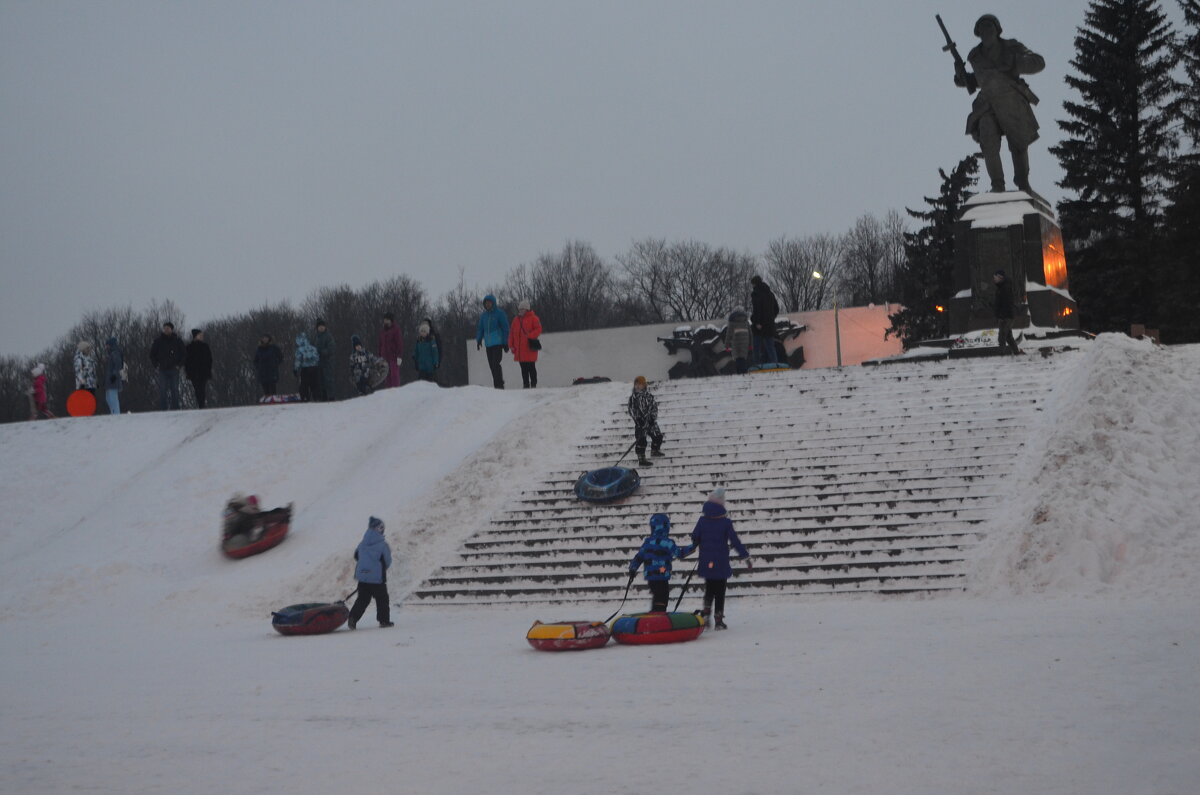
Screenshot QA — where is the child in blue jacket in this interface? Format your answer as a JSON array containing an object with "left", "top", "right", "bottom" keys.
[
  {"left": 628, "top": 513, "right": 695, "bottom": 612},
  {"left": 349, "top": 516, "right": 394, "bottom": 629},
  {"left": 690, "top": 488, "right": 751, "bottom": 630}
]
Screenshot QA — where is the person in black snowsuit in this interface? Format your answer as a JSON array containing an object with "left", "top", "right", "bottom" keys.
[
  {"left": 254, "top": 334, "right": 284, "bottom": 397},
  {"left": 750, "top": 276, "right": 781, "bottom": 366},
  {"left": 184, "top": 329, "right": 213, "bottom": 409},
  {"left": 149, "top": 322, "right": 187, "bottom": 411},
  {"left": 628, "top": 376, "right": 664, "bottom": 467},
  {"left": 993, "top": 270, "right": 1022, "bottom": 355}
]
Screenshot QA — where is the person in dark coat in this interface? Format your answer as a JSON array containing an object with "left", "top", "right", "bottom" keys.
[
  {"left": 627, "top": 375, "right": 664, "bottom": 466},
  {"left": 750, "top": 276, "right": 781, "bottom": 366},
  {"left": 412, "top": 321, "right": 440, "bottom": 383},
  {"left": 149, "top": 321, "right": 186, "bottom": 411},
  {"left": 726, "top": 307, "right": 752, "bottom": 374},
  {"left": 103, "top": 337, "right": 124, "bottom": 415},
  {"left": 628, "top": 513, "right": 695, "bottom": 613},
  {"left": 349, "top": 516, "right": 394, "bottom": 629},
  {"left": 378, "top": 314, "right": 404, "bottom": 389},
  {"left": 993, "top": 270, "right": 1022, "bottom": 355},
  {"left": 254, "top": 334, "right": 284, "bottom": 397},
  {"left": 313, "top": 319, "right": 336, "bottom": 401},
  {"left": 184, "top": 329, "right": 213, "bottom": 409},
  {"left": 475, "top": 294, "right": 510, "bottom": 389},
  {"left": 689, "top": 488, "right": 750, "bottom": 630}
]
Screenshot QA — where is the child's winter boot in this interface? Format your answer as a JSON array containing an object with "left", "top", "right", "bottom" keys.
[
  {"left": 715, "top": 613, "right": 727, "bottom": 630},
  {"left": 637, "top": 454, "right": 653, "bottom": 466},
  {"left": 650, "top": 447, "right": 665, "bottom": 457}
]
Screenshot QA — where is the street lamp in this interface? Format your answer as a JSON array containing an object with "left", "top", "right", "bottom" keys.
[{"left": 813, "top": 271, "right": 842, "bottom": 368}]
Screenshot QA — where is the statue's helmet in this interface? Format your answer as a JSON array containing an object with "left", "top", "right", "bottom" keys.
[{"left": 974, "top": 14, "right": 1002, "bottom": 36}]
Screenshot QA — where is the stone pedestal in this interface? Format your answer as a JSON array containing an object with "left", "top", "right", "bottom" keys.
[{"left": 948, "top": 192, "right": 1079, "bottom": 334}]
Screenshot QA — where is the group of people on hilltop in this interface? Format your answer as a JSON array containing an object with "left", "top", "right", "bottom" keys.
[{"left": 475, "top": 295, "right": 543, "bottom": 389}]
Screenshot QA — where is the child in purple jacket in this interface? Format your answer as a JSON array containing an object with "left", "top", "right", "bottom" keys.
[{"left": 689, "top": 488, "right": 751, "bottom": 629}]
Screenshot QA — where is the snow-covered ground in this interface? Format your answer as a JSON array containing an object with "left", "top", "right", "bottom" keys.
[{"left": 2, "top": 339, "right": 1198, "bottom": 794}]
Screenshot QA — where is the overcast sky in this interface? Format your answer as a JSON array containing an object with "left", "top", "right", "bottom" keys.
[{"left": 0, "top": 1, "right": 1185, "bottom": 356}]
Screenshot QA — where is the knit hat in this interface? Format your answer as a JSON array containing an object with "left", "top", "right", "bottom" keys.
[
  {"left": 750, "top": 275, "right": 762, "bottom": 286},
  {"left": 76, "top": 340, "right": 93, "bottom": 354},
  {"left": 649, "top": 513, "right": 670, "bottom": 535},
  {"left": 994, "top": 269, "right": 1007, "bottom": 278},
  {"left": 315, "top": 319, "right": 326, "bottom": 328},
  {"left": 518, "top": 299, "right": 531, "bottom": 312},
  {"left": 368, "top": 516, "right": 386, "bottom": 534},
  {"left": 708, "top": 487, "right": 726, "bottom": 505},
  {"left": 418, "top": 322, "right": 430, "bottom": 336},
  {"left": 31, "top": 363, "right": 45, "bottom": 377},
  {"left": 351, "top": 334, "right": 363, "bottom": 348},
  {"left": 191, "top": 329, "right": 202, "bottom": 339},
  {"left": 162, "top": 321, "right": 175, "bottom": 330},
  {"left": 634, "top": 375, "right": 647, "bottom": 387}
]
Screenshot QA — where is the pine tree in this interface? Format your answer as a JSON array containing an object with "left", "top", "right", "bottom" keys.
[
  {"left": 1050, "top": 0, "right": 1179, "bottom": 332},
  {"left": 887, "top": 156, "right": 979, "bottom": 349},
  {"left": 1156, "top": 1, "right": 1200, "bottom": 343}
]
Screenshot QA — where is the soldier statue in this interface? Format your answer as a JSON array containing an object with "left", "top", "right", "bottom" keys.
[{"left": 942, "top": 14, "right": 1046, "bottom": 195}]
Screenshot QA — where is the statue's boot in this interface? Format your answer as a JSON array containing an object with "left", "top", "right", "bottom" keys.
[
  {"left": 1012, "top": 150, "right": 1048, "bottom": 205},
  {"left": 983, "top": 149, "right": 1006, "bottom": 193}
]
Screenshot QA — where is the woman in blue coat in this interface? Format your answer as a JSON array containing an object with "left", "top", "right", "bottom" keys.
[
  {"left": 690, "top": 488, "right": 751, "bottom": 629},
  {"left": 628, "top": 513, "right": 695, "bottom": 612}
]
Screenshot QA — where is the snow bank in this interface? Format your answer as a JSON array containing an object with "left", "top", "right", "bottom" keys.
[{"left": 972, "top": 335, "right": 1200, "bottom": 597}]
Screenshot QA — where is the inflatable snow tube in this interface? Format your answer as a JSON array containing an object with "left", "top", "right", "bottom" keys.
[
  {"left": 611, "top": 612, "right": 705, "bottom": 645},
  {"left": 526, "top": 620, "right": 611, "bottom": 651},
  {"left": 222, "top": 510, "right": 291, "bottom": 559},
  {"left": 574, "top": 467, "right": 641, "bottom": 503},
  {"left": 271, "top": 602, "right": 349, "bottom": 636}
]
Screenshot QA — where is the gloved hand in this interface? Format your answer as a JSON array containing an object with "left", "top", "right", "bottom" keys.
[
  {"left": 396, "top": 358, "right": 402, "bottom": 368},
  {"left": 476, "top": 341, "right": 482, "bottom": 351},
  {"left": 503, "top": 345, "right": 509, "bottom": 353}
]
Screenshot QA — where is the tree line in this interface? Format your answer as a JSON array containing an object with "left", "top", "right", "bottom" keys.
[{"left": 0, "top": 218, "right": 909, "bottom": 423}]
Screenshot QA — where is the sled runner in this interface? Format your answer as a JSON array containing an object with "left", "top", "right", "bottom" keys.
[
  {"left": 526, "top": 620, "right": 611, "bottom": 651},
  {"left": 611, "top": 612, "right": 705, "bottom": 645},
  {"left": 271, "top": 602, "right": 350, "bottom": 636},
  {"left": 574, "top": 467, "right": 640, "bottom": 503}
]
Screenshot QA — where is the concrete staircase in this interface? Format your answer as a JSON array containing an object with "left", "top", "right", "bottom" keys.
[{"left": 409, "top": 352, "right": 1076, "bottom": 606}]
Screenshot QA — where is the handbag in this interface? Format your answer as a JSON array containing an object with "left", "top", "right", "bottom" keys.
[{"left": 528, "top": 338, "right": 542, "bottom": 351}]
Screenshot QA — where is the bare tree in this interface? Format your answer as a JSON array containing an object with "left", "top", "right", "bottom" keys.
[
  {"left": 765, "top": 233, "right": 845, "bottom": 311},
  {"left": 839, "top": 212, "right": 906, "bottom": 306},
  {"left": 619, "top": 239, "right": 757, "bottom": 322}
]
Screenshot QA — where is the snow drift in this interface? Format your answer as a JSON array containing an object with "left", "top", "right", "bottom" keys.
[{"left": 972, "top": 335, "right": 1200, "bottom": 596}]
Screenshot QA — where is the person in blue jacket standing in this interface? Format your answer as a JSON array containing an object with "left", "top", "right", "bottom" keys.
[
  {"left": 628, "top": 513, "right": 695, "bottom": 612},
  {"left": 349, "top": 516, "right": 394, "bottom": 629},
  {"left": 475, "top": 294, "right": 510, "bottom": 389},
  {"left": 690, "top": 488, "right": 751, "bottom": 630}
]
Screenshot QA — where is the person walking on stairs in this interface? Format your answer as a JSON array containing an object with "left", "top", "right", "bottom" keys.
[
  {"left": 689, "top": 488, "right": 751, "bottom": 630},
  {"left": 628, "top": 513, "right": 695, "bottom": 612},
  {"left": 349, "top": 516, "right": 393, "bottom": 629},
  {"left": 993, "top": 270, "right": 1022, "bottom": 356},
  {"left": 628, "top": 375, "right": 664, "bottom": 467}
]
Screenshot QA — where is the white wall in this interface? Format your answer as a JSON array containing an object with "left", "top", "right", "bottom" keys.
[{"left": 466, "top": 305, "right": 903, "bottom": 389}]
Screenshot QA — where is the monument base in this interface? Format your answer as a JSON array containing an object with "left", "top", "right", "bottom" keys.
[{"left": 949, "top": 192, "right": 1079, "bottom": 334}]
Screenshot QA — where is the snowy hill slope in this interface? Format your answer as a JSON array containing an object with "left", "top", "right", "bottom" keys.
[{"left": 0, "top": 382, "right": 619, "bottom": 621}]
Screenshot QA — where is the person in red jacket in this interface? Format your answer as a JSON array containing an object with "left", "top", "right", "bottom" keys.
[
  {"left": 377, "top": 313, "right": 404, "bottom": 389},
  {"left": 29, "top": 363, "right": 54, "bottom": 420},
  {"left": 508, "top": 300, "right": 543, "bottom": 389}
]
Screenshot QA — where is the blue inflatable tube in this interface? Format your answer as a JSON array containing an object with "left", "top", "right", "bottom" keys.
[{"left": 574, "top": 466, "right": 641, "bottom": 503}]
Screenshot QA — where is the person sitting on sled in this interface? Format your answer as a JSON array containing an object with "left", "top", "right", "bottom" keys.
[
  {"left": 222, "top": 493, "right": 262, "bottom": 542},
  {"left": 690, "top": 488, "right": 751, "bottom": 630},
  {"left": 628, "top": 513, "right": 695, "bottom": 612}
]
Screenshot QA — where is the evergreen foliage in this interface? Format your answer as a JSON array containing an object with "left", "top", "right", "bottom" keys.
[
  {"left": 886, "top": 156, "right": 980, "bottom": 349},
  {"left": 1050, "top": 0, "right": 1180, "bottom": 332}
]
